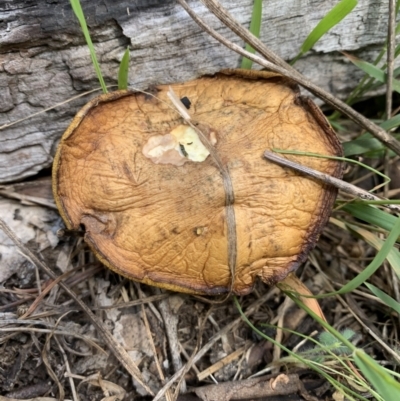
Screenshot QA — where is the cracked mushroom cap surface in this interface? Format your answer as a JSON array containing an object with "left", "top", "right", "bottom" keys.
[{"left": 53, "top": 69, "right": 342, "bottom": 295}]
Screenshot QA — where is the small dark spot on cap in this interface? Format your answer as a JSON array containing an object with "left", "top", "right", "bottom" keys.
[
  {"left": 179, "top": 143, "right": 188, "bottom": 157},
  {"left": 180, "top": 96, "right": 191, "bottom": 109}
]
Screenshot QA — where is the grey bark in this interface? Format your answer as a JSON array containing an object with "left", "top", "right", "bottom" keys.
[{"left": 0, "top": 0, "right": 392, "bottom": 183}]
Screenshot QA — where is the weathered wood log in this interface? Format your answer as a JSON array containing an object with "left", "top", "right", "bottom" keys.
[{"left": 0, "top": 0, "right": 391, "bottom": 183}]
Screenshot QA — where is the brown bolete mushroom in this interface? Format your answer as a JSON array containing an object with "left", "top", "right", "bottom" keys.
[{"left": 52, "top": 69, "right": 342, "bottom": 295}]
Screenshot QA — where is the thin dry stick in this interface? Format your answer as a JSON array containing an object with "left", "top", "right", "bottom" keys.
[
  {"left": 76, "top": 372, "right": 126, "bottom": 398},
  {"left": 42, "top": 323, "right": 65, "bottom": 400},
  {"left": 178, "top": 343, "right": 205, "bottom": 378},
  {"left": 141, "top": 304, "right": 173, "bottom": 401},
  {"left": 178, "top": 0, "right": 400, "bottom": 156},
  {"left": 200, "top": 0, "right": 291, "bottom": 70},
  {"left": 272, "top": 296, "right": 292, "bottom": 370},
  {"left": 0, "top": 327, "right": 104, "bottom": 353},
  {"left": 59, "top": 335, "right": 92, "bottom": 357},
  {"left": 390, "top": 268, "right": 400, "bottom": 328},
  {"left": 172, "top": 314, "right": 204, "bottom": 400},
  {"left": 0, "top": 88, "right": 107, "bottom": 131},
  {"left": 157, "top": 297, "right": 187, "bottom": 394},
  {"left": 197, "top": 342, "right": 250, "bottom": 381},
  {"left": 136, "top": 286, "right": 164, "bottom": 323},
  {"left": 263, "top": 150, "right": 400, "bottom": 213},
  {"left": 385, "top": 0, "right": 396, "bottom": 198},
  {"left": 0, "top": 217, "right": 154, "bottom": 396},
  {"left": 19, "top": 267, "right": 79, "bottom": 319},
  {"left": 97, "top": 293, "right": 168, "bottom": 310},
  {"left": 55, "top": 336, "right": 79, "bottom": 401},
  {"left": 0, "top": 189, "right": 55, "bottom": 209},
  {"left": 292, "top": 330, "right": 319, "bottom": 354},
  {"left": 386, "top": 0, "right": 396, "bottom": 119}
]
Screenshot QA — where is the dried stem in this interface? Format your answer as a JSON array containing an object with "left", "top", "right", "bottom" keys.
[
  {"left": 386, "top": 0, "right": 396, "bottom": 119},
  {"left": 263, "top": 151, "right": 400, "bottom": 213},
  {"left": 385, "top": 0, "right": 396, "bottom": 197},
  {"left": 141, "top": 303, "right": 174, "bottom": 401},
  {"left": 0, "top": 88, "right": 106, "bottom": 131},
  {"left": 157, "top": 297, "right": 186, "bottom": 394}
]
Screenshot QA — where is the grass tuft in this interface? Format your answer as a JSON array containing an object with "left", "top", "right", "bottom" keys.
[
  {"left": 241, "top": 0, "right": 262, "bottom": 69},
  {"left": 118, "top": 48, "right": 131, "bottom": 90},
  {"left": 291, "top": 0, "right": 358, "bottom": 65},
  {"left": 70, "top": 0, "right": 108, "bottom": 93}
]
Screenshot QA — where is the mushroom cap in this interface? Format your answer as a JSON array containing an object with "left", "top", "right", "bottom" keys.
[{"left": 52, "top": 69, "right": 342, "bottom": 295}]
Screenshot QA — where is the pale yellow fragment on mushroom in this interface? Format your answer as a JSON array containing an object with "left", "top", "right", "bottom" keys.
[{"left": 142, "top": 125, "right": 210, "bottom": 166}]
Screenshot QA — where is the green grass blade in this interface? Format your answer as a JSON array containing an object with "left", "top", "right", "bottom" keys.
[
  {"left": 331, "top": 217, "right": 400, "bottom": 283},
  {"left": 70, "top": 0, "right": 108, "bottom": 94},
  {"left": 353, "top": 350, "right": 400, "bottom": 401},
  {"left": 343, "top": 136, "right": 384, "bottom": 157},
  {"left": 291, "top": 0, "right": 357, "bottom": 64},
  {"left": 393, "top": 65, "right": 400, "bottom": 77},
  {"left": 309, "top": 217, "right": 400, "bottom": 298},
  {"left": 344, "top": 53, "right": 400, "bottom": 93},
  {"left": 118, "top": 48, "right": 130, "bottom": 90},
  {"left": 355, "top": 200, "right": 400, "bottom": 205},
  {"left": 341, "top": 203, "right": 398, "bottom": 234},
  {"left": 346, "top": 223, "right": 400, "bottom": 280},
  {"left": 329, "top": 119, "right": 346, "bottom": 131},
  {"left": 241, "top": 0, "right": 262, "bottom": 69},
  {"left": 365, "top": 283, "right": 400, "bottom": 315},
  {"left": 343, "top": 115, "right": 400, "bottom": 157}
]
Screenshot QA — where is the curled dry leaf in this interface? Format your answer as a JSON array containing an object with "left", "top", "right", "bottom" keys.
[{"left": 52, "top": 69, "right": 342, "bottom": 295}]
